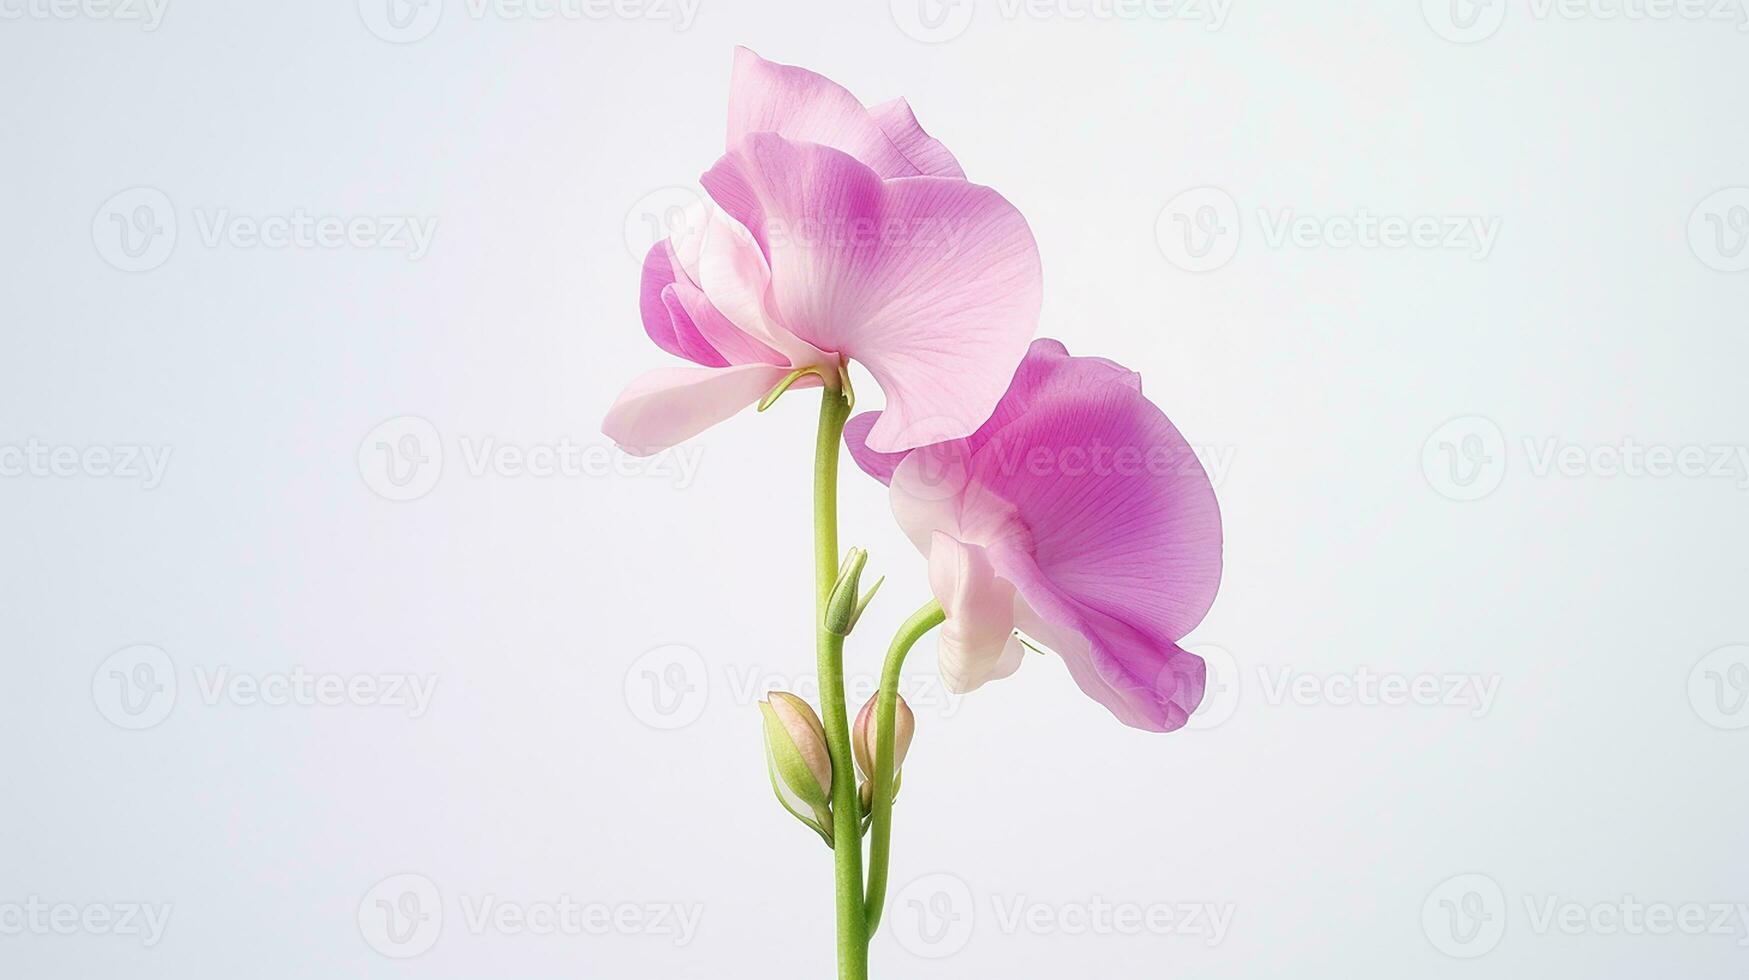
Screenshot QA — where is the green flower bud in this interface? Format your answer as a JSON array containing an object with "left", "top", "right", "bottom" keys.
[{"left": 761, "top": 691, "right": 833, "bottom": 810}]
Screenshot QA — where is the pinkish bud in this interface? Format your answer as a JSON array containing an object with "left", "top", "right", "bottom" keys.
[
  {"left": 761, "top": 691, "right": 834, "bottom": 810},
  {"left": 852, "top": 692, "right": 915, "bottom": 780}
]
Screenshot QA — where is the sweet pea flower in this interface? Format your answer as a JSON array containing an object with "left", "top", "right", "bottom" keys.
[
  {"left": 844, "top": 339, "right": 1223, "bottom": 732},
  {"left": 603, "top": 48, "right": 1043, "bottom": 455}
]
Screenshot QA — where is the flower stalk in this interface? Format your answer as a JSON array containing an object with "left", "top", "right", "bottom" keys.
[{"left": 811, "top": 382, "right": 868, "bottom": 980}]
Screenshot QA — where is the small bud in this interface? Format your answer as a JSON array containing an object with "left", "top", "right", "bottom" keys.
[
  {"left": 761, "top": 691, "right": 833, "bottom": 810},
  {"left": 852, "top": 692, "right": 916, "bottom": 780},
  {"left": 823, "top": 548, "right": 869, "bottom": 636}
]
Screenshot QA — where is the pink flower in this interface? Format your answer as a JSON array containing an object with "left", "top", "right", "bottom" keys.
[
  {"left": 604, "top": 48, "right": 1043, "bottom": 455},
  {"left": 845, "top": 339, "right": 1224, "bottom": 732}
]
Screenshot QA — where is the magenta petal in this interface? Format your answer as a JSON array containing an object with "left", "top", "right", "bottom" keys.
[
  {"left": 602, "top": 362, "right": 798, "bottom": 456},
  {"left": 868, "top": 98, "right": 966, "bottom": 178},
  {"left": 843, "top": 411, "right": 907, "bottom": 484},
  {"left": 639, "top": 240, "right": 692, "bottom": 361},
  {"left": 1010, "top": 585, "right": 1207, "bottom": 733},
  {"left": 727, "top": 47, "right": 938, "bottom": 179},
  {"left": 702, "top": 134, "right": 1042, "bottom": 452}
]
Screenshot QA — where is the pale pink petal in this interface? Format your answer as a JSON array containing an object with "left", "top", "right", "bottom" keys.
[
  {"left": 926, "top": 531, "right": 1025, "bottom": 694},
  {"left": 692, "top": 206, "right": 833, "bottom": 370},
  {"left": 727, "top": 47, "right": 927, "bottom": 179},
  {"left": 868, "top": 97, "right": 966, "bottom": 178},
  {"left": 701, "top": 134, "right": 1042, "bottom": 452},
  {"left": 602, "top": 362, "right": 799, "bottom": 456}
]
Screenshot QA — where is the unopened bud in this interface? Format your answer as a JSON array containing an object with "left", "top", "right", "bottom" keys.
[
  {"left": 823, "top": 548, "right": 869, "bottom": 636},
  {"left": 852, "top": 692, "right": 916, "bottom": 780},
  {"left": 761, "top": 691, "right": 833, "bottom": 810}
]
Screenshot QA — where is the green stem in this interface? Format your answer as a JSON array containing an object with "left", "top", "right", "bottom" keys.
[
  {"left": 864, "top": 598, "right": 945, "bottom": 935},
  {"left": 811, "top": 383, "right": 867, "bottom": 980}
]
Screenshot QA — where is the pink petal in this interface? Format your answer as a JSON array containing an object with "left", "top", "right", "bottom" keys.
[
  {"left": 869, "top": 98, "right": 966, "bottom": 178},
  {"left": 885, "top": 342, "right": 1222, "bottom": 731},
  {"left": 727, "top": 47, "right": 949, "bottom": 179},
  {"left": 602, "top": 362, "right": 802, "bottom": 456},
  {"left": 844, "top": 338, "right": 1140, "bottom": 484},
  {"left": 1012, "top": 590, "right": 1207, "bottom": 733},
  {"left": 844, "top": 411, "right": 907, "bottom": 484},
  {"left": 701, "top": 134, "right": 1042, "bottom": 453},
  {"left": 926, "top": 531, "right": 1025, "bottom": 694}
]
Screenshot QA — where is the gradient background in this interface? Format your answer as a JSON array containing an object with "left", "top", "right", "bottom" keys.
[{"left": 3, "top": 0, "right": 1747, "bottom": 976}]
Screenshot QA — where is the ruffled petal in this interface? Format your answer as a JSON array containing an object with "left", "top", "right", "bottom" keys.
[
  {"left": 727, "top": 47, "right": 934, "bottom": 179},
  {"left": 844, "top": 411, "right": 906, "bottom": 484},
  {"left": 842, "top": 337, "right": 1141, "bottom": 482},
  {"left": 926, "top": 531, "right": 1025, "bottom": 694},
  {"left": 1010, "top": 584, "right": 1206, "bottom": 733},
  {"left": 701, "top": 134, "right": 1041, "bottom": 452},
  {"left": 602, "top": 362, "right": 802, "bottom": 456},
  {"left": 869, "top": 97, "right": 966, "bottom": 178}
]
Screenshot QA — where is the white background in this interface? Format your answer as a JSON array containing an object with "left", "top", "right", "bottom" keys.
[{"left": 3, "top": 0, "right": 1747, "bottom": 976}]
